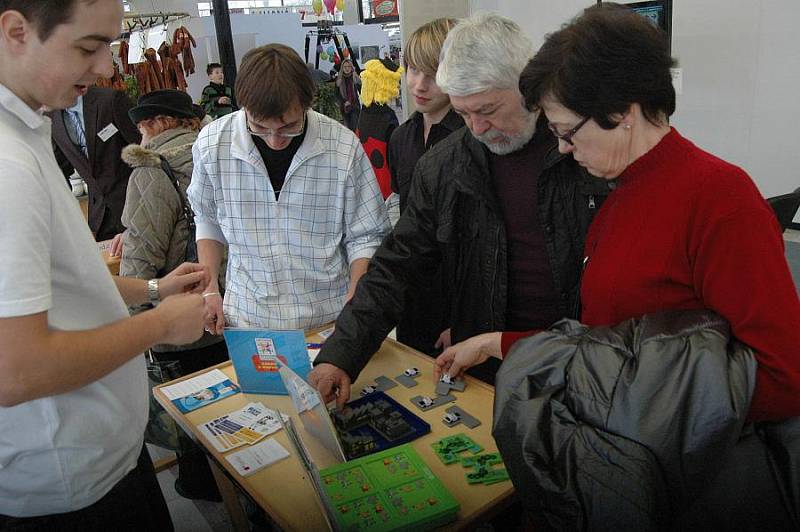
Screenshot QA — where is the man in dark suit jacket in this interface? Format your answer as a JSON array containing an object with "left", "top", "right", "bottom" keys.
[{"left": 49, "top": 86, "right": 141, "bottom": 241}]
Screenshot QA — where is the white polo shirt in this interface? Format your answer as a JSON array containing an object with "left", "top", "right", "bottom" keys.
[{"left": 0, "top": 85, "right": 147, "bottom": 517}]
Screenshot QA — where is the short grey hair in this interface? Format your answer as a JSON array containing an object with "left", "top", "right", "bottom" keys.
[{"left": 436, "top": 12, "right": 533, "bottom": 97}]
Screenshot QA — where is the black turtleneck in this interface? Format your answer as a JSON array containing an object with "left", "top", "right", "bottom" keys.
[{"left": 251, "top": 125, "right": 307, "bottom": 200}]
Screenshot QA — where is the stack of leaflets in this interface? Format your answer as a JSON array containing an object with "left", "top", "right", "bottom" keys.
[
  {"left": 198, "top": 402, "right": 289, "bottom": 453},
  {"left": 160, "top": 368, "right": 241, "bottom": 414},
  {"left": 225, "top": 438, "right": 290, "bottom": 477}
]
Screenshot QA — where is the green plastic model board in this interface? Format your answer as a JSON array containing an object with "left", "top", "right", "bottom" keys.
[{"left": 319, "top": 444, "right": 459, "bottom": 531}]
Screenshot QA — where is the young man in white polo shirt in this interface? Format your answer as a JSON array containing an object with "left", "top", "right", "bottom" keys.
[{"left": 0, "top": 1, "right": 208, "bottom": 528}]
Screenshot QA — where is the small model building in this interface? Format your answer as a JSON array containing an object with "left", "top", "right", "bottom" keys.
[
  {"left": 332, "top": 399, "right": 415, "bottom": 457},
  {"left": 417, "top": 396, "right": 434, "bottom": 408},
  {"left": 340, "top": 433, "right": 376, "bottom": 457},
  {"left": 443, "top": 412, "right": 460, "bottom": 425},
  {"left": 404, "top": 368, "right": 420, "bottom": 377}
]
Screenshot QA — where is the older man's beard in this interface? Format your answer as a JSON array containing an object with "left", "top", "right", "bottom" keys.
[{"left": 474, "top": 108, "right": 538, "bottom": 155}]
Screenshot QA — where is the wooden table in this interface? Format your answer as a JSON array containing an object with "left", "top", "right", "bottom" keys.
[{"left": 154, "top": 334, "right": 514, "bottom": 531}]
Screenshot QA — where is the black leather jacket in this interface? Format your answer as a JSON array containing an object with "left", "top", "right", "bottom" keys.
[{"left": 315, "top": 124, "right": 611, "bottom": 381}]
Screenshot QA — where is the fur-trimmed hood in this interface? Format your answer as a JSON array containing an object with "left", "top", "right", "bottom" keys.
[{"left": 121, "top": 127, "right": 197, "bottom": 177}]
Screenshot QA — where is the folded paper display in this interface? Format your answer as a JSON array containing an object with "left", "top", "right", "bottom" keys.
[{"left": 223, "top": 328, "right": 311, "bottom": 395}]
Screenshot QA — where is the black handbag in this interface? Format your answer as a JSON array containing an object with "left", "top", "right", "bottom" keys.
[
  {"left": 159, "top": 155, "right": 197, "bottom": 263},
  {"left": 144, "top": 351, "right": 185, "bottom": 451}
]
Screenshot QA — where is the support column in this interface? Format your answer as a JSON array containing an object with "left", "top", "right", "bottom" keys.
[
  {"left": 397, "top": 0, "right": 469, "bottom": 116},
  {"left": 342, "top": 0, "right": 360, "bottom": 25},
  {"left": 212, "top": 0, "right": 237, "bottom": 90}
]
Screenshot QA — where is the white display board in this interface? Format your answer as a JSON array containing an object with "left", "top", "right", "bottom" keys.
[{"left": 127, "top": 27, "right": 168, "bottom": 64}]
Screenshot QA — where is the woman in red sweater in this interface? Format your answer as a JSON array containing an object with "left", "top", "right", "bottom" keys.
[
  {"left": 435, "top": 5, "right": 800, "bottom": 527},
  {"left": 434, "top": 5, "right": 800, "bottom": 424}
]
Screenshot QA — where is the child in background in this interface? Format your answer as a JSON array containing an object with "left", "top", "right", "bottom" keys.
[{"left": 200, "top": 63, "right": 236, "bottom": 119}]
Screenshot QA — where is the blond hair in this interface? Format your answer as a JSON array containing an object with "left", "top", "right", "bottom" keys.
[
  {"left": 404, "top": 18, "right": 458, "bottom": 77},
  {"left": 360, "top": 59, "right": 404, "bottom": 107}
]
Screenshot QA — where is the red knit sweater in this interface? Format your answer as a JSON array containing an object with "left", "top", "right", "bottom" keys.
[{"left": 503, "top": 128, "right": 800, "bottom": 422}]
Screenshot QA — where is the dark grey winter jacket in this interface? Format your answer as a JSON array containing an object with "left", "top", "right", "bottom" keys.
[{"left": 493, "top": 310, "right": 760, "bottom": 531}]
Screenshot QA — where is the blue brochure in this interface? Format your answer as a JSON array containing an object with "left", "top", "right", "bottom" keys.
[
  {"left": 173, "top": 379, "right": 240, "bottom": 414},
  {"left": 223, "top": 328, "right": 312, "bottom": 395}
]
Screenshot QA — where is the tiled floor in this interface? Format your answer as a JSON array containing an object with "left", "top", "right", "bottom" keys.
[
  {"left": 784, "top": 228, "right": 800, "bottom": 243},
  {"left": 148, "top": 444, "right": 233, "bottom": 532}
]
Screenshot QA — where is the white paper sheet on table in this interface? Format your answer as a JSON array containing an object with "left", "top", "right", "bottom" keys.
[
  {"left": 160, "top": 368, "right": 230, "bottom": 400},
  {"left": 225, "top": 438, "right": 290, "bottom": 477}
]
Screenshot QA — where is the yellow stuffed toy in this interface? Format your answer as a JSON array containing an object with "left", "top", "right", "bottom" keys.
[
  {"left": 360, "top": 58, "right": 404, "bottom": 107},
  {"left": 356, "top": 58, "right": 404, "bottom": 198}
]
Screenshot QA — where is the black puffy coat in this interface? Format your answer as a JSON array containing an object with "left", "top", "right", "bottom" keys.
[{"left": 315, "top": 121, "right": 611, "bottom": 382}]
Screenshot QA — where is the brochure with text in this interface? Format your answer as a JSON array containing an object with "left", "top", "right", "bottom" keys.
[{"left": 224, "top": 328, "right": 311, "bottom": 395}]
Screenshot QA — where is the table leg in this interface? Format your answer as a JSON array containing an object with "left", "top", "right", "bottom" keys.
[{"left": 208, "top": 458, "right": 250, "bottom": 532}]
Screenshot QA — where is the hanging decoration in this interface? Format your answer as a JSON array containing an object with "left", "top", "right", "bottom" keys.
[
  {"left": 172, "top": 26, "right": 197, "bottom": 76},
  {"left": 158, "top": 41, "right": 188, "bottom": 91},
  {"left": 312, "top": 0, "right": 323, "bottom": 16},
  {"left": 113, "top": 13, "right": 197, "bottom": 97},
  {"left": 336, "top": 0, "right": 345, "bottom": 12},
  {"left": 323, "top": 0, "right": 337, "bottom": 15}
]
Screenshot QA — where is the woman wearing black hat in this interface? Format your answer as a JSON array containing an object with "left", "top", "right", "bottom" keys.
[{"left": 118, "top": 89, "right": 227, "bottom": 501}]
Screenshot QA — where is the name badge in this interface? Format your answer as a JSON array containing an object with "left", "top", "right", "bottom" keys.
[{"left": 97, "top": 123, "right": 119, "bottom": 142}]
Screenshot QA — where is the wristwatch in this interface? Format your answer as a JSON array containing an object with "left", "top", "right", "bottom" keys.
[{"left": 147, "top": 278, "right": 160, "bottom": 305}]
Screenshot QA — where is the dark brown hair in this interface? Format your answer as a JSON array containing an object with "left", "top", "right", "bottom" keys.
[
  {"left": 519, "top": 3, "right": 677, "bottom": 129},
  {"left": 0, "top": 0, "right": 88, "bottom": 41},
  {"left": 206, "top": 62, "right": 222, "bottom": 76},
  {"left": 235, "top": 44, "right": 315, "bottom": 120}
]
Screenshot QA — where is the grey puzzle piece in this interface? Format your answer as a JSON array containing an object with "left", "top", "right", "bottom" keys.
[
  {"left": 448, "top": 378, "right": 466, "bottom": 392},
  {"left": 395, "top": 374, "right": 419, "bottom": 388},
  {"left": 436, "top": 377, "right": 466, "bottom": 396},
  {"left": 373, "top": 375, "right": 397, "bottom": 392},
  {"left": 410, "top": 394, "right": 455, "bottom": 412},
  {"left": 442, "top": 405, "right": 481, "bottom": 429}
]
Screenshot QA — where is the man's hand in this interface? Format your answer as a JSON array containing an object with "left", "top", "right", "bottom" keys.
[
  {"left": 159, "top": 262, "right": 209, "bottom": 298},
  {"left": 202, "top": 291, "right": 225, "bottom": 335},
  {"left": 434, "top": 332, "right": 502, "bottom": 382},
  {"left": 433, "top": 328, "right": 452, "bottom": 350},
  {"left": 109, "top": 233, "right": 124, "bottom": 258},
  {"left": 344, "top": 286, "right": 356, "bottom": 303},
  {"left": 218, "top": 96, "right": 231, "bottom": 105},
  {"left": 153, "top": 293, "right": 206, "bottom": 345},
  {"left": 308, "top": 363, "right": 352, "bottom": 409}
]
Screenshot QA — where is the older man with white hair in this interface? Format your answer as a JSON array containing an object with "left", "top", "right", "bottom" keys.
[{"left": 309, "top": 13, "right": 610, "bottom": 407}]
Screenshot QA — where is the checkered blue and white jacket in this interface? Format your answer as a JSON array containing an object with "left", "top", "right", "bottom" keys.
[{"left": 188, "top": 109, "right": 390, "bottom": 330}]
